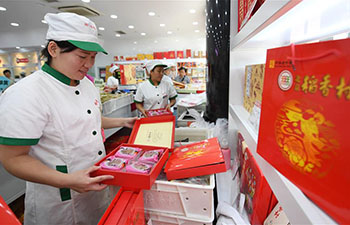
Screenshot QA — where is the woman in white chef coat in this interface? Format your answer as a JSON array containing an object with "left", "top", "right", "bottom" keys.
[
  {"left": 134, "top": 61, "right": 177, "bottom": 117},
  {"left": 0, "top": 13, "right": 137, "bottom": 225}
]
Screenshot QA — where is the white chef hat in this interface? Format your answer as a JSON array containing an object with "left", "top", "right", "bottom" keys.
[
  {"left": 145, "top": 61, "right": 167, "bottom": 73},
  {"left": 44, "top": 12, "right": 107, "bottom": 54},
  {"left": 109, "top": 65, "right": 119, "bottom": 73}
]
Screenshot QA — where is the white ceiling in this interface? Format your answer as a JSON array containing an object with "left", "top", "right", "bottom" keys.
[{"left": 0, "top": 0, "right": 207, "bottom": 51}]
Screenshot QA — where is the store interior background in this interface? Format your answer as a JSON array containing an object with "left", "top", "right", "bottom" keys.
[{"left": 0, "top": 0, "right": 207, "bottom": 77}]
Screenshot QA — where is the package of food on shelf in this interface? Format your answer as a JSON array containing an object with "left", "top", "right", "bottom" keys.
[
  {"left": 125, "top": 161, "right": 153, "bottom": 174},
  {"left": 114, "top": 146, "right": 141, "bottom": 159},
  {"left": 138, "top": 149, "right": 163, "bottom": 163},
  {"left": 100, "top": 156, "right": 128, "bottom": 171}
]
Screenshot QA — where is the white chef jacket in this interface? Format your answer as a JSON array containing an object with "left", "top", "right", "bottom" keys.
[
  {"left": 162, "top": 74, "right": 173, "bottom": 84},
  {"left": 0, "top": 63, "right": 108, "bottom": 225},
  {"left": 106, "top": 75, "right": 119, "bottom": 87},
  {"left": 134, "top": 78, "right": 177, "bottom": 110}
]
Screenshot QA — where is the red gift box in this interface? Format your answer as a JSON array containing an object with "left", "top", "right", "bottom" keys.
[
  {"left": 240, "top": 147, "right": 277, "bottom": 225},
  {"left": 145, "top": 108, "right": 173, "bottom": 117},
  {"left": 0, "top": 195, "right": 21, "bottom": 225},
  {"left": 92, "top": 144, "right": 169, "bottom": 189},
  {"left": 168, "top": 51, "right": 176, "bottom": 59},
  {"left": 164, "top": 137, "right": 226, "bottom": 180},
  {"left": 98, "top": 188, "right": 145, "bottom": 225},
  {"left": 128, "top": 115, "right": 175, "bottom": 150},
  {"left": 257, "top": 39, "right": 350, "bottom": 224},
  {"left": 186, "top": 49, "right": 192, "bottom": 58},
  {"left": 176, "top": 51, "right": 184, "bottom": 59}
]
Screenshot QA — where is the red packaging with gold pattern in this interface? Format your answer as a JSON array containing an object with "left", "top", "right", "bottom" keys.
[{"left": 257, "top": 39, "right": 350, "bottom": 224}]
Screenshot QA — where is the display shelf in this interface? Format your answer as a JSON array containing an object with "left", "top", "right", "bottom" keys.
[
  {"left": 231, "top": 0, "right": 301, "bottom": 50},
  {"left": 229, "top": 0, "right": 350, "bottom": 224},
  {"left": 229, "top": 104, "right": 336, "bottom": 224}
]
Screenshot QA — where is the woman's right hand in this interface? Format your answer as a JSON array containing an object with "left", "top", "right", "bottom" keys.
[{"left": 66, "top": 166, "right": 114, "bottom": 193}]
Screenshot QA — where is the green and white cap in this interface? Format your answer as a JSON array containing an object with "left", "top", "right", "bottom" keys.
[{"left": 44, "top": 12, "right": 107, "bottom": 54}]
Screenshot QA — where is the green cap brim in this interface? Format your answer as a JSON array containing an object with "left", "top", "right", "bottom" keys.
[{"left": 68, "top": 40, "right": 108, "bottom": 55}]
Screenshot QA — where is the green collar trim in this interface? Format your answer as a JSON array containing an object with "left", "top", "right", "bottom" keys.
[
  {"left": 149, "top": 78, "right": 160, "bottom": 86},
  {"left": 42, "top": 63, "right": 72, "bottom": 85},
  {"left": 0, "top": 136, "right": 39, "bottom": 146}
]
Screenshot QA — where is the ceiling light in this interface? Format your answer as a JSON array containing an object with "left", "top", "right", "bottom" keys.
[
  {"left": 128, "top": 25, "right": 134, "bottom": 29},
  {"left": 141, "top": 32, "right": 146, "bottom": 36},
  {"left": 160, "top": 24, "right": 165, "bottom": 27},
  {"left": 154, "top": 40, "right": 158, "bottom": 43},
  {"left": 16, "top": 47, "right": 20, "bottom": 49},
  {"left": 175, "top": 40, "right": 179, "bottom": 42},
  {"left": 81, "top": 0, "right": 90, "bottom": 2},
  {"left": 10, "top": 23, "right": 19, "bottom": 27},
  {"left": 110, "top": 14, "right": 118, "bottom": 19},
  {"left": 189, "top": 9, "right": 196, "bottom": 14},
  {"left": 0, "top": 6, "right": 6, "bottom": 11},
  {"left": 167, "top": 31, "right": 172, "bottom": 34},
  {"left": 225, "top": 11, "right": 228, "bottom": 15},
  {"left": 218, "top": 14, "right": 220, "bottom": 18},
  {"left": 134, "top": 41, "right": 137, "bottom": 44},
  {"left": 41, "top": 20, "right": 47, "bottom": 24},
  {"left": 41, "top": 45, "right": 45, "bottom": 48},
  {"left": 148, "top": 12, "right": 155, "bottom": 16},
  {"left": 115, "top": 34, "right": 121, "bottom": 37},
  {"left": 193, "top": 21, "right": 198, "bottom": 25},
  {"left": 98, "top": 27, "right": 105, "bottom": 31},
  {"left": 195, "top": 30, "right": 200, "bottom": 33}
]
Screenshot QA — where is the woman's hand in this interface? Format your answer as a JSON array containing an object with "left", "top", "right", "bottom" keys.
[
  {"left": 165, "top": 104, "right": 171, "bottom": 111},
  {"left": 123, "top": 117, "right": 138, "bottom": 128},
  {"left": 66, "top": 166, "right": 114, "bottom": 193}
]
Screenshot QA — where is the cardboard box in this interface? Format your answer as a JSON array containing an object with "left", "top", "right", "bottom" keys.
[
  {"left": 257, "top": 39, "right": 350, "bottom": 224},
  {"left": 0, "top": 195, "right": 21, "bottom": 225},
  {"left": 164, "top": 137, "right": 226, "bottom": 180},
  {"left": 98, "top": 188, "right": 145, "bottom": 225},
  {"left": 128, "top": 115, "right": 175, "bottom": 149},
  {"left": 145, "top": 108, "right": 172, "bottom": 117},
  {"left": 119, "top": 64, "right": 137, "bottom": 85},
  {"left": 240, "top": 147, "right": 277, "bottom": 225},
  {"left": 92, "top": 144, "right": 169, "bottom": 189},
  {"left": 243, "top": 64, "right": 265, "bottom": 113}
]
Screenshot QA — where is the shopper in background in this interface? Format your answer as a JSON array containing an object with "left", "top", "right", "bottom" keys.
[
  {"left": 0, "top": 71, "right": 11, "bottom": 92},
  {"left": 162, "top": 65, "right": 173, "bottom": 84},
  {"left": 3, "top": 69, "right": 14, "bottom": 85},
  {"left": 175, "top": 66, "right": 190, "bottom": 84},
  {"left": 106, "top": 65, "right": 119, "bottom": 93},
  {"left": 135, "top": 61, "right": 177, "bottom": 117},
  {"left": 0, "top": 12, "right": 137, "bottom": 225}
]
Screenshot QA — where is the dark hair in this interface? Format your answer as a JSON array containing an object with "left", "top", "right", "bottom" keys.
[
  {"left": 178, "top": 66, "right": 187, "bottom": 73},
  {"left": 3, "top": 69, "right": 10, "bottom": 75},
  {"left": 41, "top": 40, "right": 78, "bottom": 65}
]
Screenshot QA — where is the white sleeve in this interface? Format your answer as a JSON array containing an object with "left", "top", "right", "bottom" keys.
[
  {"left": 168, "top": 82, "right": 177, "bottom": 99},
  {"left": 134, "top": 84, "right": 144, "bottom": 103},
  {"left": 0, "top": 84, "right": 49, "bottom": 145}
]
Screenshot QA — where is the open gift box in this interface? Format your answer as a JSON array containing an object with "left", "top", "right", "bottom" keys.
[
  {"left": 98, "top": 188, "right": 145, "bottom": 225},
  {"left": 164, "top": 137, "right": 227, "bottom": 180},
  {"left": 145, "top": 108, "right": 173, "bottom": 117},
  {"left": 128, "top": 115, "right": 175, "bottom": 151},
  {"left": 0, "top": 195, "right": 21, "bottom": 225},
  {"left": 91, "top": 143, "right": 169, "bottom": 189}
]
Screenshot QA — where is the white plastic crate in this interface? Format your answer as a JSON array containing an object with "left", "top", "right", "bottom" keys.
[
  {"left": 143, "top": 175, "right": 215, "bottom": 222},
  {"left": 145, "top": 210, "right": 213, "bottom": 225},
  {"left": 174, "top": 127, "right": 212, "bottom": 142}
]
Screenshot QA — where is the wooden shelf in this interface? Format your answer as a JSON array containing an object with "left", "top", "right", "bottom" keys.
[{"left": 229, "top": 104, "right": 336, "bottom": 224}]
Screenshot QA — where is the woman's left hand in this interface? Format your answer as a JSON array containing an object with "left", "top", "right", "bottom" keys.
[
  {"left": 165, "top": 104, "right": 171, "bottom": 111},
  {"left": 123, "top": 117, "right": 138, "bottom": 128}
]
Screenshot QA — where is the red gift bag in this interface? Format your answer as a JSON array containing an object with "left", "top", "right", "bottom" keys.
[{"left": 257, "top": 39, "right": 350, "bottom": 224}]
